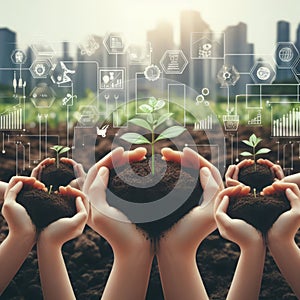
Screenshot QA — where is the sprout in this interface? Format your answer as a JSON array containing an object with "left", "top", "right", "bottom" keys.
[
  {"left": 50, "top": 145, "right": 70, "bottom": 168},
  {"left": 120, "top": 97, "right": 186, "bottom": 175},
  {"left": 240, "top": 133, "right": 271, "bottom": 164}
]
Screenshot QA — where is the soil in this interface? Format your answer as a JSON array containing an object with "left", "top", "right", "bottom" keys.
[
  {"left": 238, "top": 163, "right": 275, "bottom": 191},
  {"left": 107, "top": 158, "right": 203, "bottom": 240},
  {"left": 16, "top": 187, "right": 76, "bottom": 230},
  {"left": 40, "top": 161, "right": 76, "bottom": 191},
  {"left": 227, "top": 192, "right": 291, "bottom": 236}
]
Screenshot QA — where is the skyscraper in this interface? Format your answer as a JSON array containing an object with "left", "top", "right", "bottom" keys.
[
  {"left": 222, "top": 22, "right": 254, "bottom": 96},
  {"left": 0, "top": 28, "right": 16, "bottom": 87},
  {"left": 276, "top": 20, "right": 293, "bottom": 82},
  {"left": 180, "top": 10, "right": 212, "bottom": 92}
]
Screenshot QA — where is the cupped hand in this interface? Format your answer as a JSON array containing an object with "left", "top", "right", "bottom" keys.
[
  {"left": 2, "top": 176, "right": 45, "bottom": 240},
  {"left": 263, "top": 181, "right": 300, "bottom": 242},
  {"left": 224, "top": 159, "right": 253, "bottom": 187},
  {"left": 257, "top": 158, "right": 285, "bottom": 180},
  {"left": 214, "top": 185, "right": 264, "bottom": 248},
  {"left": 158, "top": 147, "right": 224, "bottom": 254},
  {"left": 31, "top": 158, "right": 55, "bottom": 180},
  {"left": 38, "top": 186, "right": 88, "bottom": 247},
  {"left": 60, "top": 157, "right": 87, "bottom": 190}
]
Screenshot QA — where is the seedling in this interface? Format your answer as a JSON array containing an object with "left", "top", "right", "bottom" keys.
[
  {"left": 50, "top": 145, "right": 71, "bottom": 168},
  {"left": 48, "top": 185, "right": 53, "bottom": 195},
  {"left": 120, "top": 97, "right": 186, "bottom": 175},
  {"left": 240, "top": 133, "right": 271, "bottom": 169}
]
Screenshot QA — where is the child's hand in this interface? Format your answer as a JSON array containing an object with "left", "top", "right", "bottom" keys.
[
  {"left": 60, "top": 157, "right": 86, "bottom": 190},
  {"left": 214, "top": 185, "right": 264, "bottom": 248},
  {"left": 224, "top": 159, "right": 253, "bottom": 187},
  {"left": 38, "top": 186, "right": 88, "bottom": 247},
  {"left": 31, "top": 158, "right": 55, "bottom": 180},
  {"left": 257, "top": 158, "right": 285, "bottom": 180},
  {"left": 2, "top": 176, "right": 45, "bottom": 241},
  {"left": 263, "top": 181, "right": 300, "bottom": 242}
]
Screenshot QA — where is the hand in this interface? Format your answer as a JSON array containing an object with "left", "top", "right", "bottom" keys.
[
  {"left": 214, "top": 185, "right": 264, "bottom": 247},
  {"left": 60, "top": 157, "right": 86, "bottom": 190},
  {"left": 159, "top": 147, "right": 223, "bottom": 253},
  {"left": 38, "top": 186, "right": 88, "bottom": 247},
  {"left": 31, "top": 158, "right": 55, "bottom": 180},
  {"left": 263, "top": 181, "right": 300, "bottom": 242},
  {"left": 257, "top": 158, "right": 285, "bottom": 180},
  {"left": 83, "top": 147, "right": 150, "bottom": 254},
  {"left": 2, "top": 176, "right": 45, "bottom": 240},
  {"left": 224, "top": 159, "right": 253, "bottom": 187}
]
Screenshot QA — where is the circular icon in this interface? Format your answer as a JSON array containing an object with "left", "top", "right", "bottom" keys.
[
  {"left": 34, "top": 64, "right": 46, "bottom": 77},
  {"left": 201, "top": 88, "right": 209, "bottom": 96},
  {"left": 144, "top": 65, "right": 161, "bottom": 81},
  {"left": 223, "top": 71, "right": 231, "bottom": 80},
  {"left": 279, "top": 47, "right": 293, "bottom": 62},
  {"left": 195, "top": 94, "right": 204, "bottom": 105},
  {"left": 256, "top": 66, "right": 271, "bottom": 80}
]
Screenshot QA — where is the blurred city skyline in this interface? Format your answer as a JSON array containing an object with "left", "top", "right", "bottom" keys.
[{"left": 1, "top": 0, "right": 300, "bottom": 56}]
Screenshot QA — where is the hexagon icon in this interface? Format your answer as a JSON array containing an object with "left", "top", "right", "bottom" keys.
[
  {"left": 273, "top": 42, "right": 299, "bottom": 69},
  {"left": 292, "top": 58, "right": 300, "bottom": 82},
  {"left": 217, "top": 65, "right": 240, "bottom": 87},
  {"left": 160, "top": 50, "right": 188, "bottom": 74},
  {"left": 11, "top": 49, "right": 27, "bottom": 64},
  {"left": 31, "top": 41, "right": 55, "bottom": 57},
  {"left": 250, "top": 61, "right": 276, "bottom": 84},
  {"left": 78, "top": 105, "right": 99, "bottom": 127},
  {"left": 103, "top": 32, "right": 127, "bottom": 54},
  {"left": 30, "top": 83, "right": 56, "bottom": 108},
  {"left": 29, "top": 59, "right": 52, "bottom": 79}
]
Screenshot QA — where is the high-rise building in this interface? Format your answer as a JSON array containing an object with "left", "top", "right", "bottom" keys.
[
  {"left": 0, "top": 28, "right": 16, "bottom": 87},
  {"left": 276, "top": 20, "right": 293, "bottom": 82},
  {"left": 222, "top": 22, "right": 254, "bottom": 96},
  {"left": 180, "top": 10, "right": 212, "bottom": 92}
]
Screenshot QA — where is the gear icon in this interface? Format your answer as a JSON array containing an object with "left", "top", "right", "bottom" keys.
[
  {"left": 34, "top": 63, "right": 46, "bottom": 77},
  {"left": 144, "top": 65, "right": 161, "bottom": 81}
]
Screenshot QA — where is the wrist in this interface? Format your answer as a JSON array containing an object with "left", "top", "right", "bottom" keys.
[{"left": 8, "top": 230, "right": 36, "bottom": 247}]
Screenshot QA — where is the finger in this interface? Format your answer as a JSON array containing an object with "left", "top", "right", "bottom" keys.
[
  {"left": 257, "top": 158, "right": 274, "bottom": 168},
  {"left": 116, "top": 147, "right": 147, "bottom": 167},
  {"left": 4, "top": 181, "right": 23, "bottom": 203},
  {"left": 215, "top": 195, "right": 232, "bottom": 227},
  {"left": 285, "top": 188, "right": 300, "bottom": 210},
  {"left": 5, "top": 176, "right": 36, "bottom": 197},
  {"left": 59, "top": 185, "right": 86, "bottom": 200},
  {"left": 31, "top": 158, "right": 55, "bottom": 178},
  {"left": 271, "top": 164, "right": 285, "bottom": 180},
  {"left": 200, "top": 167, "right": 219, "bottom": 206},
  {"left": 161, "top": 147, "right": 183, "bottom": 164},
  {"left": 60, "top": 157, "right": 75, "bottom": 166},
  {"left": 74, "top": 163, "right": 86, "bottom": 179},
  {"left": 263, "top": 182, "right": 300, "bottom": 196},
  {"left": 89, "top": 167, "right": 109, "bottom": 207},
  {"left": 225, "top": 165, "right": 236, "bottom": 181},
  {"left": 236, "top": 159, "right": 254, "bottom": 169},
  {"left": 95, "top": 147, "right": 124, "bottom": 170}
]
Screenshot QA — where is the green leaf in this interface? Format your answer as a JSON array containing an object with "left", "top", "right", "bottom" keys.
[
  {"left": 240, "top": 151, "right": 253, "bottom": 156},
  {"left": 58, "top": 147, "right": 70, "bottom": 154},
  {"left": 147, "top": 113, "right": 153, "bottom": 124},
  {"left": 256, "top": 148, "right": 271, "bottom": 155},
  {"left": 155, "top": 113, "right": 173, "bottom": 128},
  {"left": 129, "top": 118, "right": 152, "bottom": 131},
  {"left": 253, "top": 137, "right": 262, "bottom": 147},
  {"left": 153, "top": 99, "right": 165, "bottom": 111},
  {"left": 148, "top": 97, "right": 157, "bottom": 107},
  {"left": 155, "top": 126, "right": 186, "bottom": 142},
  {"left": 50, "top": 145, "right": 63, "bottom": 153},
  {"left": 249, "top": 134, "right": 257, "bottom": 146},
  {"left": 242, "top": 140, "right": 253, "bottom": 147},
  {"left": 139, "top": 104, "right": 153, "bottom": 113},
  {"left": 120, "top": 133, "right": 151, "bottom": 145}
]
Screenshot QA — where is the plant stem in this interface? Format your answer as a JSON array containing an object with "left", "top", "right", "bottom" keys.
[
  {"left": 253, "top": 146, "right": 256, "bottom": 171},
  {"left": 151, "top": 130, "right": 155, "bottom": 175},
  {"left": 56, "top": 152, "right": 59, "bottom": 168}
]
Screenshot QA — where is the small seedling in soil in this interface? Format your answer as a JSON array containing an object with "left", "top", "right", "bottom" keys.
[
  {"left": 120, "top": 97, "right": 186, "bottom": 175},
  {"left": 239, "top": 134, "right": 273, "bottom": 191},
  {"left": 40, "top": 146, "right": 75, "bottom": 191},
  {"left": 50, "top": 145, "right": 71, "bottom": 168},
  {"left": 17, "top": 183, "right": 76, "bottom": 231}
]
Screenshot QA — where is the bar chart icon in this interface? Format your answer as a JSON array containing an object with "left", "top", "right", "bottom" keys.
[{"left": 0, "top": 106, "right": 23, "bottom": 130}]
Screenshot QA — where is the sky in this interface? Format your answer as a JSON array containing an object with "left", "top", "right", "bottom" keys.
[{"left": 0, "top": 0, "right": 299, "bottom": 56}]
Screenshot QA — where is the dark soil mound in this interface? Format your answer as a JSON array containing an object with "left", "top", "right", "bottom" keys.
[
  {"left": 107, "top": 158, "right": 203, "bottom": 240},
  {"left": 16, "top": 188, "right": 76, "bottom": 230},
  {"left": 238, "top": 164, "right": 275, "bottom": 191},
  {"left": 40, "top": 162, "right": 75, "bottom": 191},
  {"left": 227, "top": 193, "right": 291, "bottom": 236}
]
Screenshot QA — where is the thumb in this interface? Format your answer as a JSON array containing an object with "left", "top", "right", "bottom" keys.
[{"left": 200, "top": 167, "right": 220, "bottom": 207}]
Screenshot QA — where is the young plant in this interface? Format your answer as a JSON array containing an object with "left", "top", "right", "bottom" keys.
[
  {"left": 50, "top": 145, "right": 71, "bottom": 168},
  {"left": 240, "top": 133, "right": 271, "bottom": 166},
  {"left": 120, "top": 97, "right": 186, "bottom": 175}
]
